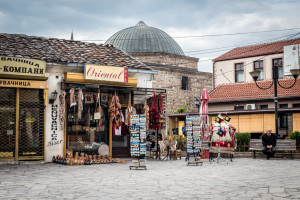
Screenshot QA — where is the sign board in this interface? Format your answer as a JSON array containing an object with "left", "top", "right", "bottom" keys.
[
  {"left": 0, "top": 56, "right": 46, "bottom": 77},
  {"left": 0, "top": 79, "right": 47, "bottom": 89},
  {"left": 284, "top": 44, "right": 300, "bottom": 75},
  {"left": 84, "top": 64, "right": 128, "bottom": 83}
]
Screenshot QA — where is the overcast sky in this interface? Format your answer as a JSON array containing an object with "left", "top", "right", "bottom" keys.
[{"left": 1, "top": 0, "right": 300, "bottom": 72}]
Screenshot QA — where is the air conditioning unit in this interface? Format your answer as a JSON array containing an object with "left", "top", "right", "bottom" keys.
[{"left": 246, "top": 104, "right": 256, "bottom": 110}]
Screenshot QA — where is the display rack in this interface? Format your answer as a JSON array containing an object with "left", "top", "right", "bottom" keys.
[
  {"left": 186, "top": 115, "right": 203, "bottom": 166},
  {"left": 129, "top": 114, "right": 147, "bottom": 170}
]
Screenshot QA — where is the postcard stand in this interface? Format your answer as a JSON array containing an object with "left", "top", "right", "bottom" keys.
[
  {"left": 129, "top": 114, "right": 147, "bottom": 170},
  {"left": 186, "top": 115, "right": 203, "bottom": 166}
]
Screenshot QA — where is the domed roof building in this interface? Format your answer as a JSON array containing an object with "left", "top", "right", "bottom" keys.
[
  {"left": 105, "top": 22, "right": 212, "bottom": 133},
  {"left": 105, "top": 21, "right": 184, "bottom": 56}
]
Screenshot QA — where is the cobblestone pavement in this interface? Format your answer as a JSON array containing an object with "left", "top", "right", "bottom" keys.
[{"left": 0, "top": 158, "right": 300, "bottom": 200}]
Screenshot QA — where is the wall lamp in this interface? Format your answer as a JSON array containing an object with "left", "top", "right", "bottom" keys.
[{"left": 49, "top": 90, "right": 58, "bottom": 104}]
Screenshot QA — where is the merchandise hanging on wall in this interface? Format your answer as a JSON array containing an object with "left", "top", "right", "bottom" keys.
[
  {"left": 143, "top": 93, "right": 150, "bottom": 130},
  {"left": 158, "top": 94, "right": 165, "bottom": 125},
  {"left": 69, "top": 88, "right": 77, "bottom": 107},
  {"left": 149, "top": 93, "right": 160, "bottom": 129},
  {"left": 125, "top": 93, "right": 133, "bottom": 126},
  {"left": 109, "top": 93, "right": 122, "bottom": 129},
  {"left": 78, "top": 89, "right": 83, "bottom": 120},
  {"left": 59, "top": 91, "right": 66, "bottom": 130}
]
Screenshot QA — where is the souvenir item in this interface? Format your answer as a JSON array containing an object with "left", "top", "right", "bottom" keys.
[
  {"left": 143, "top": 94, "right": 149, "bottom": 130},
  {"left": 149, "top": 93, "right": 160, "bottom": 129},
  {"left": 78, "top": 89, "right": 83, "bottom": 120},
  {"left": 85, "top": 92, "right": 94, "bottom": 104},
  {"left": 59, "top": 92, "right": 66, "bottom": 130},
  {"left": 125, "top": 93, "right": 133, "bottom": 126},
  {"left": 70, "top": 88, "right": 77, "bottom": 107},
  {"left": 158, "top": 94, "right": 165, "bottom": 124},
  {"left": 108, "top": 93, "right": 122, "bottom": 128}
]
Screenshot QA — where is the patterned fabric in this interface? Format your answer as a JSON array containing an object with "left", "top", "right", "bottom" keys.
[{"left": 59, "top": 91, "right": 66, "bottom": 130}]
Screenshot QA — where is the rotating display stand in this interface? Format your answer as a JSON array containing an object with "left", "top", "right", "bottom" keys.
[
  {"left": 129, "top": 114, "right": 147, "bottom": 170},
  {"left": 186, "top": 115, "right": 203, "bottom": 166}
]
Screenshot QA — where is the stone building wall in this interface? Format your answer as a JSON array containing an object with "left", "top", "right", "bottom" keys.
[
  {"left": 130, "top": 52, "right": 199, "bottom": 70},
  {"left": 150, "top": 65, "right": 213, "bottom": 116}
]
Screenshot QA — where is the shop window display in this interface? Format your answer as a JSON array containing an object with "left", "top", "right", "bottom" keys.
[{"left": 66, "top": 89, "right": 109, "bottom": 153}]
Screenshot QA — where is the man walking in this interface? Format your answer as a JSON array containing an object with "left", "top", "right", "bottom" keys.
[{"left": 262, "top": 128, "right": 277, "bottom": 159}]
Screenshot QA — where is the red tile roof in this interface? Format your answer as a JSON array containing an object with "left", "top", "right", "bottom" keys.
[
  {"left": 213, "top": 38, "right": 300, "bottom": 62},
  {"left": 209, "top": 78, "right": 300, "bottom": 102},
  {"left": 0, "top": 33, "right": 151, "bottom": 70}
]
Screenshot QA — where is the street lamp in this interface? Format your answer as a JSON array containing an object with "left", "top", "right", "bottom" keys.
[
  {"left": 194, "top": 98, "right": 200, "bottom": 112},
  {"left": 250, "top": 67, "right": 300, "bottom": 137}
]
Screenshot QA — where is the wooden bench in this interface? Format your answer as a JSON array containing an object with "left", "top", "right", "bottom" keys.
[{"left": 249, "top": 139, "right": 296, "bottom": 159}]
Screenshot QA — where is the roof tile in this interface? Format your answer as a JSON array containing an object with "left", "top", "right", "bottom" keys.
[
  {"left": 209, "top": 78, "right": 300, "bottom": 102},
  {"left": 213, "top": 38, "right": 300, "bottom": 62},
  {"left": 0, "top": 33, "right": 152, "bottom": 70}
]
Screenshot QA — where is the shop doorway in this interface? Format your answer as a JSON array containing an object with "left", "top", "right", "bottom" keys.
[{"left": 0, "top": 88, "right": 44, "bottom": 161}]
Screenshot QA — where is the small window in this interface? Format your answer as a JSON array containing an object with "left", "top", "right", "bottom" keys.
[
  {"left": 279, "top": 114, "right": 288, "bottom": 129},
  {"left": 260, "top": 105, "right": 268, "bottom": 109},
  {"left": 292, "top": 103, "right": 300, "bottom": 108},
  {"left": 234, "top": 106, "right": 244, "bottom": 110},
  {"left": 279, "top": 104, "right": 288, "bottom": 108},
  {"left": 273, "top": 58, "right": 283, "bottom": 79},
  {"left": 254, "top": 60, "right": 264, "bottom": 80},
  {"left": 182, "top": 76, "right": 188, "bottom": 90},
  {"left": 235, "top": 63, "right": 244, "bottom": 83}
]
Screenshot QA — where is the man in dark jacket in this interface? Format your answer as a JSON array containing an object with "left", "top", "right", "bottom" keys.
[{"left": 262, "top": 128, "right": 277, "bottom": 159}]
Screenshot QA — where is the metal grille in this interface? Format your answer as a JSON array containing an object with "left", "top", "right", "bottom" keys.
[
  {"left": 19, "top": 89, "right": 44, "bottom": 157},
  {"left": 0, "top": 88, "right": 16, "bottom": 158}
]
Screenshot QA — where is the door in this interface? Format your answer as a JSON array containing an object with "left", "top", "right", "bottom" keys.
[{"left": 0, "top": 88, "right": 44, "bottom": 161}]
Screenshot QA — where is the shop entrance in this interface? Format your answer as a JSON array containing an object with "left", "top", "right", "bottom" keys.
[{"left": 0, "top": 88, "right": 44, "bottom": 161}]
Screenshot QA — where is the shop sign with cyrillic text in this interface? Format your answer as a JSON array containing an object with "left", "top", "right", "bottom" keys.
[
  {"left": 0, "top": 56, "right": 46, "bottom": 77},
  {"left": 84, "top": 64, "right": 128, "bottom": 83}
]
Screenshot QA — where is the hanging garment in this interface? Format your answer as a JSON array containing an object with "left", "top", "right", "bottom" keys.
[
  {"left": 78, "top": 89, "right": 83, "bottom": 120},
  {"left": 143, "top": 94, "right": 149, "bottom": 130},
  {"left": 114, "top": 112, "right": 124, "bottom": 136},
  {"left": 149, "top": 93, "right": 160, "bottom": 129},
  {"left": 70, "top": 88, "right": 77, "bottom": 107},
  {"left": 158, "top": 94, "right": 165, "bottom": 124},
  {"left": 59, "top": 91, "right": 66, "bottom": 130}
]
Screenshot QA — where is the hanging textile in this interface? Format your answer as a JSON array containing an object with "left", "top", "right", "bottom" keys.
[
  {"left": 59, "top": 91, "right": 66, "bottom": 130},
  {"left": 109, "top": 93, "right": 122, "bottom": 129},
  {"left": 95, "top": 90, "right": 103, "bottom": 128},
  {"left": 85, "top": 92, "right": 94, "bottom": 104},
  {"left": 78, "top": 89, "right": 83, "bottom": 120},
  {"left": 70, "top": 88, "right": 77, "bottom": 107},
  {"left": 125, "top": 93, "right": 133, "bottom": 126},
  {"left": 149, "top": 93, "right": 160, "bottom": 129},
  {"left": 143, "top": 93, "right": 149, "bottom": 130},
  {"left": 158, "top": 94, "right": 165, "bottom": 125}
]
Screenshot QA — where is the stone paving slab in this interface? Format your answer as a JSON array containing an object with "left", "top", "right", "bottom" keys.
[{"left": 0, "top": 158, "right": 299, "bottom": 200}]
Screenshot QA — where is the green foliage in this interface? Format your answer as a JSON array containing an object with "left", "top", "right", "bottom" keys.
[
  {"left": 286, "top": 131, "right": 300, "bottom": 146},
  {"left": 173, "top": 102, "right": 190, "bottom": 114},
  {"left": 236, "top": 132, "right": 251, "bottom": 152},
  {"left": 173, "top": 135, "right": 187, "bottom": 151}
]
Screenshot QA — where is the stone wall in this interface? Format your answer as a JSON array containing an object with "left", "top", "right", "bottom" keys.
[
  {"left": 150, "top": 65, "right": 212, "bottom": 116},
  {"left": 130, "top": 52, "right": 199, "bottom": 70}
]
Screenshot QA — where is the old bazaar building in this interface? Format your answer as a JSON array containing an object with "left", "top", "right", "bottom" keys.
[
  {"left": 209, "top": 38, "right": 300, "bottom": 138},
  {"left": 0, "top": 33, "right": 159, "bottom": 162},
  {"left": 105, "top": 21, "right": 213, "bottom": 134}
]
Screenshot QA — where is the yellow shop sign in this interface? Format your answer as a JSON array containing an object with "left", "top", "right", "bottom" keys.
[
  {"left": 84, "top": 64, "right": 128, "bottom": 83},
  {"left": 0, "top": 56, "right": 46, "bottom": 77}
]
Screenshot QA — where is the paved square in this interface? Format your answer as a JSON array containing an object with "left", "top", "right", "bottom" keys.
[{"left": 0, "top": 158, "right": 300, "bottom": 199}]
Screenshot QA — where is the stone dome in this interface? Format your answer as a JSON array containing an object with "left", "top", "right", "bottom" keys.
[{"left": 105, "top": 21, "right": 185, "bottom": 56}]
